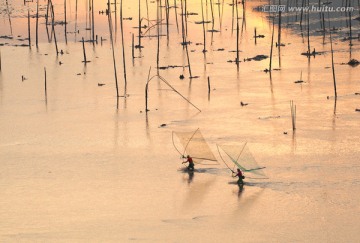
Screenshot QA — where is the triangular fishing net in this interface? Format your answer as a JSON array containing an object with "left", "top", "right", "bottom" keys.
[
  {"left": 172, "top": 129, "right": 218, "bottom": 165},
  {"left": 218, "top": 143, "right": 267, "bottom": 178}
]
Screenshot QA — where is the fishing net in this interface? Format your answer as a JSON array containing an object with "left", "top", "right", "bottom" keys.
[
  {"left": 172, "top": 129, "right": 218, "bottom": 165},
  {"left": 218, "top": 143, "right": 267, "bottom": 178}
]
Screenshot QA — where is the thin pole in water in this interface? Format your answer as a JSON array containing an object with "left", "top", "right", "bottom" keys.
[
  {"left": 51, "top": 3, "right": 58, "bottom": 55},
  {"left": 28, "top": 8, "right": 31, "bottom": 49},
  {"left": 108, "top": 0, "right": 119, "bottom": 98},
  {"left": 44, "top": 67, "right": 47, "bottom": 100},
  {"left": 120, "top": 0, "right": 127, "bottom": 94},
  {"left": 36, "top": 0, "right": 39, "bottom": 48},
  {"left": 64, "top": 0, "right": 67, "bottom": 44},
  {"left": 82, "top": 37, "right": 87, "bottom": 63},
  {"left": 328, "top": 16, "right": 337, "bottom": 98}
]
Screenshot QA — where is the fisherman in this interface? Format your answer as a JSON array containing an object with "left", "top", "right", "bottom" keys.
[
  {"left": 232, "top": 168, "right": 245, "bottom": 186},
  {"left": 182, "top": 155, "right": 194, "bottom": 171}
]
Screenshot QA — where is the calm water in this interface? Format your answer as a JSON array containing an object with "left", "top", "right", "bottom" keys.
[{"left": 1, "top": 0, "right": 360, "bottom": 242}]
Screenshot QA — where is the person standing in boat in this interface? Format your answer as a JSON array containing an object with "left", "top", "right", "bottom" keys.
[
  {"left": 233, "top": 168, "right": 245, "bottom": 185},
  {"left": 182, "top": 155, "right": 194, "bottom": 171}
]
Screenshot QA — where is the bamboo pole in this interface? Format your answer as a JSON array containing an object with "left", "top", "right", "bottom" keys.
[
  {"left": 207, "top": 76, "right": 211, "bottom": 94},
  {"left": 132, "top": 33, "right": 135, "bottom": 59},
  {"left": 201, "top": 0, "right": 206, "bottom": 52},
  {"left": 157, "top": 0, "right": 160, "bottom": 75},
  {"left": 269, "top": 17, "right": 275, "bottom": 72},
  {"left": 82, "top": 37, "right": 87, "bottom": 63},
  {"left": 91, "top": 0, "right": 95, "bottom": 45},
  {"left": 138, "top": 0, "right": 141, "bottom": 48},
  {"left": 235, "top": 0, "right": 239, "bottom": 65},
  {"left": 51, "top": 3, "right": 59, "bottom": 55},
  {"left": 28, "top": 9, "right": 31, "bottom": 49},
  {"left": 120, "top": 0, "right": 127, "bottom": 94},
  {"left": 290, "top": 100, "right": 296, "bottom": 131},
  {"left": 145, "top": 67, "right": 151, "bottom": 112},
  {"left": 64, "top": 0, "right": 67, "bottom": 44},
  {"left": 44, "top": 67, "right": 47, "bottom": 100},
  {"left": 36, "top": 0, "right": 39, "bottom": 48},
  {"left": 174, "top": 0, "right": 179, "bottom": 33},
  {"left": 329, "top": 17, "right": 337, "bottom": 98},
  {"left": 108, "top": 0, "right": 119, "bottom": 98}
]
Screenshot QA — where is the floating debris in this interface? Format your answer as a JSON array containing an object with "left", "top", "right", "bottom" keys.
[
  {"left": 258, "top": 116, "right": 281, "bottom": 120},
  {"left": 0, "top": 35, "right": 13, "bottom": 39},
  {"left": 348, "top": 59, "right": 359, "bottom": 67},
  {"left": 158, "top": 65, "right": 184, "bottom": 70},
  {"left": 244, "top": 55, "right": 268, "bottom": 62},
  {"left": 195, "top": 21, "right": 211, "bottom": 24},
  {"left": 180, "top": 41, "right": 192, "bottom": 46},
  {"left": 179, "top": 75, "right": 184, "bottom": 79},
  {"left": 207, "top": 29, "right": 220, "bottom": 33},
  {"left": 159, "top": 124, "right": 167, "bottom": 127},
  {"left": 356, "top": 109, "right": 360, "bottom": 112},
  {"left": 240, "top": 101, "right": 248, "bottom": 106},
  {"left": 98, "top": 83, "right": 105, "bottom": 86}
]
